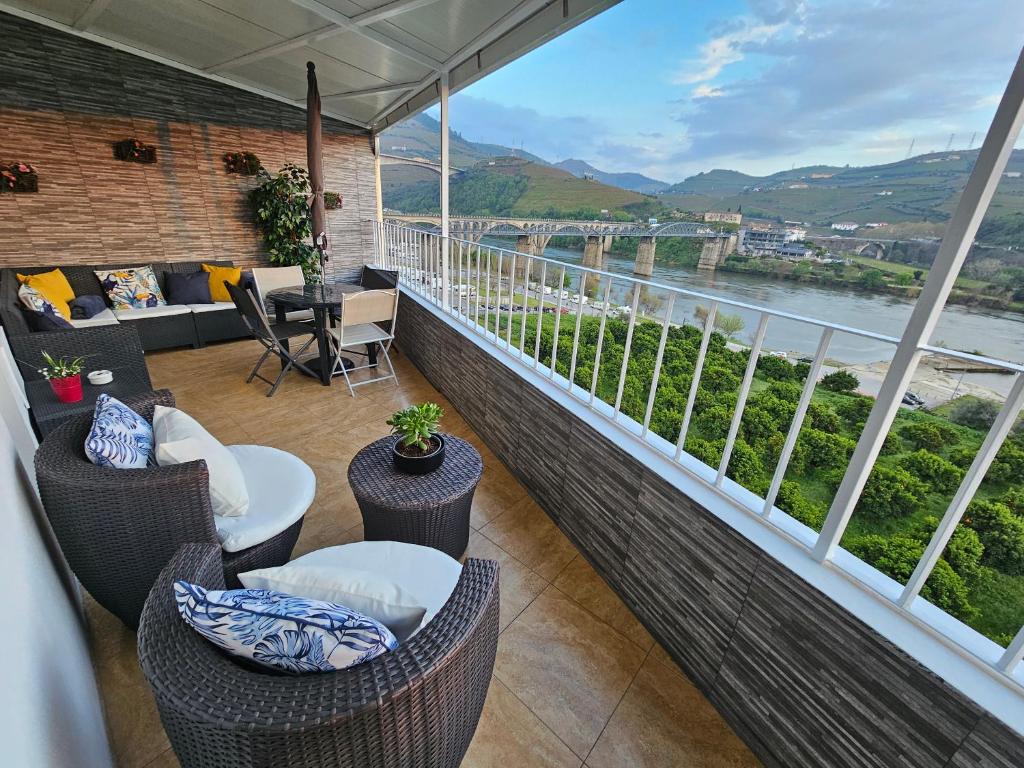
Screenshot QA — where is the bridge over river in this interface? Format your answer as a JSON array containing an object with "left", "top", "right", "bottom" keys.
[{"left": 384, "top": 214, "right": 737, "bottom": 275}]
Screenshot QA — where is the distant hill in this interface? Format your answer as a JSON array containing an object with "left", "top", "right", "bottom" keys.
[
  {"left": 385, "top": 156, "right": 654, "bottom": 217},
  {"left": 554, "top": 158, "right": 669, "bottom": 193},
  {"left": 380, "top": 113, "right": 547, "bottom": 168}
]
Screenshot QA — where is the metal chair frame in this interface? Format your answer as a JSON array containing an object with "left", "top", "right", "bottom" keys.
[{"left": 328, "top": 289, "right": 400, "bottom": 397}]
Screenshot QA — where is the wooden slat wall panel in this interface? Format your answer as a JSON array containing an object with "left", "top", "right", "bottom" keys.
[
  {"left": 0, "top": 13, "right": 376, "bottom": 281},
  {"left": 395, "top": 293, "right": 1024, "bottom": 768}
]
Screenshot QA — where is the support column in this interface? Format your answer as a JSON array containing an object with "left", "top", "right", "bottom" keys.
[
  {"left": 634, "top": 236, "right": 656, "bottom": 276},
  {"left": 373, "top": 135, "right": 383, "bottom": 222},
  {"left": 515, "top": 235, "right": 535, "bottom": 280},
  {"left": 698, "top": 236, "right": 733, "bottom": 270},
  {"left": 439, "top": 71, "right": 450, "bottom": 309},
  {"left": 603, "top": 234, "right": 614, "bottom": 253},
  {"left": 582, "top": 235, "right": 605, "bottom": 295}
]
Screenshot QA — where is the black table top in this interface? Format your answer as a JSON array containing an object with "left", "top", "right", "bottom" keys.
[
  {"left": 266, "top": 282, "right": 363, "bottom": 310},
  {"left": 27, "top": 367, "right": 151, "bottom": 434}
]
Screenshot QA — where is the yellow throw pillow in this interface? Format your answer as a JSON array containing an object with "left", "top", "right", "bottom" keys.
[
  {"left": 202, "top": 264, "right": 242, "bottom": 303},
  {"left": 17, "top": 268, "right": 75, "bottom": 320}
]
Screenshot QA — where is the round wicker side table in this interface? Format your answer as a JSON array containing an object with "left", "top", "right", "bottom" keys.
[{"left": 347, "top": 434, "right": 483, "bottom": 558}]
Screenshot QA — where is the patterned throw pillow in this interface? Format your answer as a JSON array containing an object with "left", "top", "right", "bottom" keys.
[
  {"left": 18, "top": 283, "right": 73, "bottom": 328},
  {"left": 84, "top": 394, "right": 154, "bottom": 469},
  {"left": 174, "top": 581, "right": 398, "bottom": 674},
  {"left": 94, "top": 266, "right": 166, "bottom": 310}
]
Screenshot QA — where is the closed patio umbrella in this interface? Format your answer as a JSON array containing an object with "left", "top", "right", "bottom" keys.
[{"left": 306, "top": 61, "right": 328, "bottom": 281}]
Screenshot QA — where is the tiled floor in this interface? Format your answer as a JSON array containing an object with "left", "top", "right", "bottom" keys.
[{"left": 85, "top": 338, "right": 760, "bottom": 768}]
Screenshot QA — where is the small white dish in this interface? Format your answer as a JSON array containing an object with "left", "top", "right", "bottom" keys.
[{"left": 88, "top": 369, "right": 113, "bottom": 385}]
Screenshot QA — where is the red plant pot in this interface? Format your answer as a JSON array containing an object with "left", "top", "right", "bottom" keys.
[{"left": 50, "top": 374, "right": 83, "bottom": 404}]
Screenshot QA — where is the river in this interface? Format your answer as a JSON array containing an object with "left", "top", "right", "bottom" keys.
[{"left": 515, "top": 241, "right": 1024, "bottom": 366}]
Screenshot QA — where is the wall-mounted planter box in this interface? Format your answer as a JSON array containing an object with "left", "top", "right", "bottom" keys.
[
  {"left": 1, "top": 163, "right": 38, "bottom": 193},
  {"left": 324, "top": 191, "right": 343, "bottom": 210},
  {"left": 224, "top": 151, "right": 261, "bottom": 175},
  {"left": 113, "top": 139, "right": 156, "bottom": 164}
]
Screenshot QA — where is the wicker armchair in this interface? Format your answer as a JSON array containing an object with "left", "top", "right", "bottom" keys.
[
  {"left": 138, "top": 543, "right": 499, "bottom": 768},
  {"left": 34, "top": 389, "right": 303, "bottom": 629}
]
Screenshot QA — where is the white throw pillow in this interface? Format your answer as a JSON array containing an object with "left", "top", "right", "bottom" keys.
[
  {"left": 153, "top": 405, "right": 249, "bottom": 517},
  {"left": 240, "top": 541, "right": 463, "bottom": 642}
]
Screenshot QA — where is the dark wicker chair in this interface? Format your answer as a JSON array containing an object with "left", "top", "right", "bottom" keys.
[
  {"left": 34, "top": 389, "right": 303, "bottom": 629},
  {"left": 138, "top": 543, "right": 499, "bottom": 768}
]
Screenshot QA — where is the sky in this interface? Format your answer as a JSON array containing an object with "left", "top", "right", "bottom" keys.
[{"left": 426, "top": 0, "right": 1024, "bottom": 184}]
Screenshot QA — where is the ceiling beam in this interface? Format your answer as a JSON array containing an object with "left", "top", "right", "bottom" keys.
[
  {"left": 370, "top": 0, "right": 554, "bottom": 126},
  {"left": 71, "top": 0, "right": 112, "bottom": 31},
  {"left": 350, "top": 0, "right": 444, "bottom": 26},
  {"left": 286, "top": 0, "right": 444, "bottom": 71},
  {"left": 322, "top": 81, "right": 422, "bottom": 100}
]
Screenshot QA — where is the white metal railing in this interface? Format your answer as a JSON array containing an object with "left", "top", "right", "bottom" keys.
[{"left": 366, "top": 44, "right": 1024, "bottom": 705}]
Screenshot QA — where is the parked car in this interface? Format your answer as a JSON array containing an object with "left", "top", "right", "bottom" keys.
[{"left": 902, "top": 391, "right": 925, "bottom": 407}]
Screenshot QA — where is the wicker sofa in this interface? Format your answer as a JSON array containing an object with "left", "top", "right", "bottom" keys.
[
  {"left": 0, "top": 260, "right": 249, "bottom": 351},
  {"left": 139, "top": 542, "right": 499, "bottom": 768},
  {"left": 34, "top": 389, "right": 306, "bottom": 629}
]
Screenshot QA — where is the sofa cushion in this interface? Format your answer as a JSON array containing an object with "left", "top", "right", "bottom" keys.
[
  {"left": 113, "top": 304, "right": 191, "bottom": 321},
  {"left": 95, "top": 266, "right": 166, "bottom": 310},
  {"left": 70, "top": 308, "right": 119, "bottom": 329},
  {"left": 69, "top": 295, "right": 108, "bottom": 319},
  {"left": 174, "top": 581, "right": 397, "bottom": 673},
  {"left": 84, "top": 394, "right": 154, "bottom": 469},
  {"left": 240, "top": 541, "right": 462, "bottom": 642},
  {"left": 153, "top": 405, "right": 249, "bottom": 518},
  {"left": 17, "top": 268, "right": 75, "bottom": 319},
  {"left": 187, "top": 302, "right": 236, "bottom": 313},
  {"left": 164, "top": 271, "right": 213, "bottom": 305},
  {"left": 213, "top": 445, "right": 314, "bottom": 552},
  {"left": 19, "top": 285, "right": 73, "bottom": 330},
  {"left": 202, "top": 264, "right": 242, "bottom": 303}
]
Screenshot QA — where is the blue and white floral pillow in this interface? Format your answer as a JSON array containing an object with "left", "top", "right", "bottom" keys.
[
  {"left": 84, "top": 394, "right": 154, "bottom": 469},
  {"left": 94, "top": 266, "right": 166, "bottom": 310},
  {"left": 174, "top": 581, "right": 398, "bottom": 673}
]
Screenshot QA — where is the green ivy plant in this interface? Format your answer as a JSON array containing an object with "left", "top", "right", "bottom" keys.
[
  {"left": 387, "top": 403, "right": 444, "bottom": 452},
  {"left": 249, "top": 164, "right": 321, "bottom": 283}
]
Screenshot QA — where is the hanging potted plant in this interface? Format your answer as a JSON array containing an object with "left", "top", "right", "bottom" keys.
[
  {"left": 324, "top": 191, "right": 342, "bottom": 210},
  {"left": 386, "top": 402, "right": 445, "bottom": 474},
  {"left": 1, "top": 162, "right": 38, "bottom": 193},
  {"left": 224, "top": 151, "right": 261, "bottom": 175},
  {"left": 39, "top": 351, "right": 85, "bottom": 404},
  {"left": 112, "top": 138, "right": 157, "bottom": 164}
]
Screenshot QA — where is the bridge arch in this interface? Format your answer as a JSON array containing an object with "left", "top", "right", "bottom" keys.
[{"left": 857, "top": 241, "right": 887, "bottom": 259}]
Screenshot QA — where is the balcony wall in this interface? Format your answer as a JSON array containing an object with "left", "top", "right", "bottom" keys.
[
  {"left": 0, "top": 14, "right": 376, "bottom": 283},
  {"left": 396, "top": 291, "right": 1024, "bottom": 768}
]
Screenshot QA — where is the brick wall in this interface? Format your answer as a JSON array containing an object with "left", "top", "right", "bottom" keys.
[{"left": 0, "top": 13, "right": 377, "bottom": 283}]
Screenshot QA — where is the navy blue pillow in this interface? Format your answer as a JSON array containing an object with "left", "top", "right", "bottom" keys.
[
  {"left": 69, "top": 295, "right": 108, "bottom": 319},
  {"left": 22, "top": 306, "right": 73, "bottom": 331},
  {"left": 164, "top": 271, "right": 212, "bottom": 305}
]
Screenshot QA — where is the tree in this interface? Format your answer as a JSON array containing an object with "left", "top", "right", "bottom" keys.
[
  {"left": 900, "top": 421, "right": 956, "bottom": 452},
  {"left": 963, "top": 500, "right": 1024, "bottom": 575},
  {"left": 821, "top": 370, "right": 859, "bottom": 393},
  {"left": 715, "top": 313, "right": 745, "bottom": 340},
  {"left": 948, "top": 397, "right": 1001, "bottom": 430},
  {"left": 898, "top": 450, "right": 964, "bottom": 494},
  {"left": 853, "top": 465, "right": 929, "bottom": 519},
  {"left": 756, "top": 354, "right": 799, "bottom": 381},
  {"left": 847, "top": 535, "right": 976, "bottom": 622},
  {"left": 895, "top": 272, "right": 913, "bottom": 286},
  {"left": 775, "top": 480, "right": 826, "bottom": 529},
  {"left": 859, "top": 269, "right": 886, "bottom": 289}
]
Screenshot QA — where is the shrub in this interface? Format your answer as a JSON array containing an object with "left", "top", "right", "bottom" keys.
[
  {"left": 945, "top": 526, "right": 985, "bottom": 586},
  {"left": 756, "top": 354, "right": 799, "bottom": 381},
  {"left": 790, "top": 428, "right": 857, "bottom": 475},
  {"left": 749, "top": 391, "right": 796, "bottom": 426},
  {"left": 725, "top": 439, "right": 769, "bottom": 495},
  {"left": 694, "top": 405, "right": 732, "bottom": 437},
  {"left": 807, "top": 402, "right": 842, "bottom": 433},
  {"left": 879, "top": 430, "right": 904, "bottom": 455},
  {"left": 898, "top": 450, "right": 964, "bottom": 494},
  {"left": 1000, "top": 487, "right": 1024, "bottom": 516},
  {"left": 854, "top": 465, "right": 928, "bottom": 520},
  {"left": 964, "top": 500, "right": 1024, "bottom": 575},
  {"left": 775, "top": 480, "right": 826, "bottom": 529},
  {"left": 847, "top": 535, "right": 976, "bottom": 622},
  {"left": 988, "top": 441, "right": 1024, "bottom": 483},
  {"left": 835, "top": 395, "right": 873, "bottom": 427},
  {"left": 899, "top": 421, "right": 957, "bottom": 452},
  {"left": 821, "top": 370, "right": 859, "bottom": 393},
  {"left": 741, "top": 406, "right": 777, "bottom": 444},
  {"left": 948, "top": 445, "right": 977, "bottom": 469},
  {"left": 685, "top": 437, "right": 724, "bottom": 468},
  {"left": 766, "top": 380, "right": 803, "bottom": 402},
  {"left": 948, "top": 397, "right": 1001, "bottom": 430},
  {"left": 702, "top": 366, "right": 740, "bottom": 394}
]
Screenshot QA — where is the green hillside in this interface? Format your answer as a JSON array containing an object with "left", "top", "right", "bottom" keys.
[{"left": 384, "top": 156, "right": 656, "bottom": 218}]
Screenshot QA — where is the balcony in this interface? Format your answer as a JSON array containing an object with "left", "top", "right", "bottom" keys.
[{"left": 86, "top": 340, "right": 759, "bottom": 768}]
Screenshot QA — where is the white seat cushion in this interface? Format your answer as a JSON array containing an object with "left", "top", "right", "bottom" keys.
[
  {"left": 114, "top": 304, "right": 192, "bottom": 321},
  {"left": 281, "top": 308, "right": 314, "bottom": 322},
  {"left": 329, "top": 323, "right": 391, "bottom": 346},
  {"left": 241, "top": 542, "right": 462, "bottom": 641},
  {"left": 214, "top": 445, "right": 315, "bottom": 552},
  {"left": 187, "top": 302, "right": 236, "bottom": 314},
  {"left": 69, "top": 308, "right": 119, "bottom": 328}
]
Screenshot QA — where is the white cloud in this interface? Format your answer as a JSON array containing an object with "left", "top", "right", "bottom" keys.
[
  {"left": 692, "top": 84, "right": 724, "bottom": 98},
  {"left": 672, "top": 22, "right": 783, "bottom": 85}
]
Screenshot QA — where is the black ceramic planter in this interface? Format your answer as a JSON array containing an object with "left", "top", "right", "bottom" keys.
[{"left": 392, "top": 433, "right": 445, "bottom": 475}]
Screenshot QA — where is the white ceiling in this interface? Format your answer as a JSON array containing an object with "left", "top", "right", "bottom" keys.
[{"left": 0, "top": 0, "right": 621, "bottom": 131}]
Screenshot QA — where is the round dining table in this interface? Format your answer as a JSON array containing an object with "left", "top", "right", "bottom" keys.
[{"left": 266, "top": 283, "right": 364, "bottom": 386}]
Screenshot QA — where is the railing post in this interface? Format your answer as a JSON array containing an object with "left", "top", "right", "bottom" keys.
[
  {"left": 439, "top": 70, "right": 450, "bottom": 310},
  {"left": 813, "top": 46, "right": 1024, "bottom": 562}
]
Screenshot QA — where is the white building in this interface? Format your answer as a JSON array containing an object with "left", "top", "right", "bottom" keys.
[
  {"left": 784, "top": 227, "right": 807, "bottom": 242},
  {"left": 831, "top": 222, "right": 859, "bottom": 232}
]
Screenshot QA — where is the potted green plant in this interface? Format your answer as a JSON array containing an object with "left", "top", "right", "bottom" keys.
[
  {"left": 386, "top": 402, "right": 445, "bottom": 474},
  {"left": 39, "top": 351, "right": 85, "bottom": 403}
]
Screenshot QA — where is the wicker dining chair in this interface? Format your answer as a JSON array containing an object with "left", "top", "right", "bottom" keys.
[
  {"left": 138, "top": 542, "right": 500, "bottom": 768},
  {"left": 34, "top": 389, "right": 304, "bottom": 629}
]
